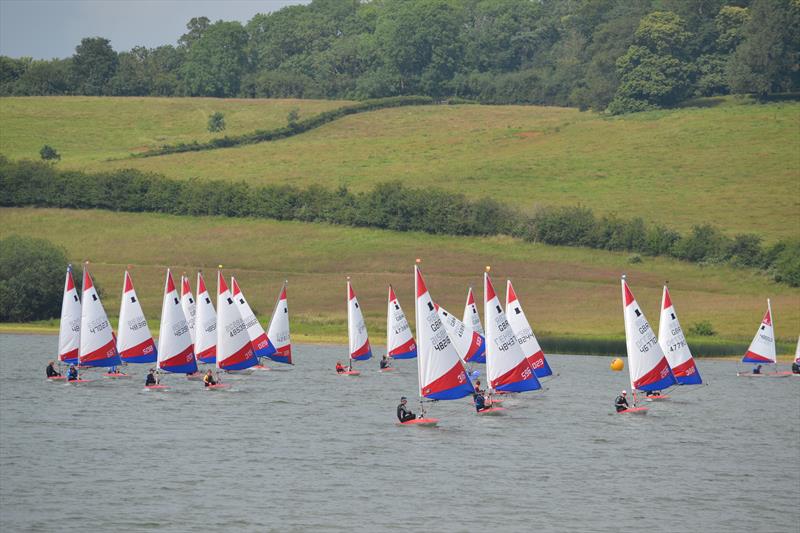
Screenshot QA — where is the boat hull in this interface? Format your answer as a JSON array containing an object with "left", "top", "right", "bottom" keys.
[
  {"left": 67, "top": 379, "right": 94, "bottom": 385},
  {"left": 204, "top": 383, "right": 230, "bottom": 390},
  {"left": 144, "top": 384, "right": 169, "bottom": 391},
  {"left": 47, "top": 376, "right": 67, "bottom": 381},
  {"left": 397, "top": 417, "right": 439, "bottom": 427},
  {"left": 104, "top": 373, "right": 131, "bottom": 379},
  {"left": 645, "top": 395, "right": 670, "bottom": 401},
  {"left": 476, "top": 407, "right": 507, "bottom": 416},
  {"left": 339, "top": 370, "right": 361, "bottom": 376},
  {"left": 379, "top": 367, "right": 396, "bottom": 373},
  {"left": 618, "top": 407, "right": 648, "bottom": 415}
]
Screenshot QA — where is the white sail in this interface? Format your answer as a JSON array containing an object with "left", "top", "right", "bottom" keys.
[
  {"left": 231, "top": 277, "right": 272, "bottom": 357},
  {"left": 742, "top": 299, "right": 777, "bottom": 364},
  {"left": 78, "top": 265, "right": 119, "bottom": 367},
  {"left": 657, "top": 285, "right": 701, "bottom": 384},
  {"left": 57, "top": 265, "right": 81, "bottom": 363},
  {"left": 156, "top": 269, "right": 196, "bottom": 374},
  {"left": 194, "top": 272, "right": 217, "bottom": 363},
  {"left": 386, "top": 285, "right": 416, "bottom": 359},
  {"left": 117, "top": 270, "right": 157, "bottom": 363},
  {"left": 347, "top": 280, "right": 372, "bottom": 361},
  {"left": 505, "top": 280, "right": 551, "bottom": 378},
  {"left": 266, "top": 283, "right": 292, "bottom": 364},
  {"left": 180, "top": 275, "right": 197, "bottom": 344},
  {"left": 463, "top": 286, "right": 484, "bottom": 336},
  {"left": 216, "top": 270, "right": 257, "bottom": 370},
  {"left": 437, "top": 304, "right": 485, "bottom": 364}
]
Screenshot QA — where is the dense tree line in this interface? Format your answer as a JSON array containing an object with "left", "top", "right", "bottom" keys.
[
  {"left": 1, "top": 0, "right": 797, "bottom": 112},
  {"left": 2, "top": 156, "right": 797, "bottom": 285}
]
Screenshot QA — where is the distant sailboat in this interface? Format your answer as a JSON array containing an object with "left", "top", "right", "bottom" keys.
[
  {"left": 620, "top": 276, "right": 676, "bottom": 414},
  {"left": 193, "top": 272, "right": 216, "bottom": 364},
  {"left": 738, "top": 299, "right": 789, "bottom": 377},
  {"left": 463, "top": 286, "right": 485, "bottom": 336},
  {"left": 231, "top": 276, "right": 276, "bottom": 361},
  {"left": 505, "top": 279, "right": 553, "bottom": 379},
  {"left": 657, "top": 285, "right": 701, "bottom": 387},
  {"left": 57, "top": 265, "right": 80, "bottom": 367},
  {"left": 265, "top": 282, "right": 292, "bottom": 365},
  {"left": 343, "top": 278, "right": 371, "bottom": 375},
  {"left": 216, "top": 270, "right": 258, "bottom": 372},
  {"left": 78, "top": 263, "right": 121, "bottom": 374},
  {"left": 117, "top": 269, "right": 157, "bottom": 364},
  {"left": 154, "top": 269, "right": 197, "bottom": 389},
  {"left": 410, "top": 265, "right": 474, "bottom": 426},
  {"left": 386, "top": 285, "right": 416, "bottom": 360},
  {"left": 437, "top": 304, "right": 486, "bottom": 364}
]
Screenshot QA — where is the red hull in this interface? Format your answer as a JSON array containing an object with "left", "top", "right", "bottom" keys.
[
  {"left": 397, "top": 417, "right": 439, "bottom": 427},
  {"left": 618, "top": 407, "right": 648, "bottom": 415},
  {"left": 205, "top": 383, "right": 230, "bottom": 390},
  {"left": 476, "top": 407, "right": 507, "bottom": 416},
  {"left": 339, "top": 370, "right": 361, "bottom": 376}
]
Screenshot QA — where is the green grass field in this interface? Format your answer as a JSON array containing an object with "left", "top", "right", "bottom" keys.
[
  {"left": 2, "top": 207, "right": 797, "bottom": 350},
  {"left": 2, "top": 96, "right": 796, "bottom": 240}
]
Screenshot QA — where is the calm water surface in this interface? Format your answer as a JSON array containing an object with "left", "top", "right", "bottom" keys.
[{"left": 1, "top": 334, "right": 798, "bottom": 532}]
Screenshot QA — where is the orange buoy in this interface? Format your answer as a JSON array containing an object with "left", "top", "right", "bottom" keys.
[{"left": 610, "top": 358, "right": 624, "bottom": 371}]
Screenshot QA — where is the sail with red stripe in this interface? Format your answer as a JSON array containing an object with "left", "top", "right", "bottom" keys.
[
  {"left": 78, "top": 264, "right": 120, "bottom": 368},
  {"left": 463, "top": 286, "right": 485, "bottom": 336},
  {"left": 621, "top": 277, "right": 676, "bottom": 392},
  {"left": 436, "top": 304, "right": 485, "bottom": 363},
  {"left": 57, "top": 265, "right": 81, "bottom": 364},
  {"left": 194, "top": 272, "right": 216, "bottom": 364},
  {"left": 265, "top": 282, "right": 292, "bottom": 364},
  {"left": 231, "top": 277, "right": 276, "bottom": 359},
  {"left": 156, "top": 269, "right": 197, "bottom": 374},
  {"left": 386, "top": 285, "right": 416, "bottom": 359},
  {"left": 347, "top": 280, "right": 372, "bottom": 361},
  {"left": 117, "top": 270, "right": 157, "bottom": 364},
  {"left": 484, "top": 272, "right": 540, "bottom": 393},
  {"left": 180, "top": 275, "right": 197, "bottom": 344},
  {"left": 216, "top": 270, "right": 258, "bottom": 371},
  {"left": 505, "top": 279, "right": 552, "bottom": 378},
  {"left": 742, "top": 299, "right": 776, "bottom": 364},
  {"left": 415, "top": 265, "right": 473, "bottom": 400},
  {"left": 657, "top": 285, "right": 701, "bottom": 385}
]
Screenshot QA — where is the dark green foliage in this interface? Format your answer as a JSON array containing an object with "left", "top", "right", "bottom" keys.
[
  {"left": 688, "top": 320, "right": 717, "bottom": 337},
  {"left": 207, "top": 112, "right": 226, "bottom": 133},
  {"left": 287, "top": 107, "right": 300, "bottom": 126},
  {"left": 39, "top": 145, "right": 60, "bottom": 161},
  {"left": 0, "top": 235, "right": 68, "bottom": 321},
  {"left": 2, "top": 1, "right": 797, "bottom": 109},
  {"left": 0, "top": 156, "right": 793, "bottom": 286}
]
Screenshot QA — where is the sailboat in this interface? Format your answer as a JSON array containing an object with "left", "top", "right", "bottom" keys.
[
  {"left": 657, "top": 284, "right": 701, "bottom": 391},
  {"left": 620, "top": 276, "right": 676, "bottom": 414},
  {"left": 342, "top": 278, "right": 371, "bottom": 376},
  {"left": 505, "top": 280, "right": 553, "bottom": 379},
  {"left": 153, "top": 269, "right": 197, "bottom": 390},
  {"left": 794, "top": 336, "right": 800, "bottom": 376},
  {"left": 180, "top": 275, "right": 197, "bottom": 344},
  {"left": 264, "top": 282, "right": 292, "bottom": 365},
  {"left": 116, "top": 269, "right": 157, "bottom": 371},
  {"left": 55, "top": 264, "right": 80, "bottom": 379},
  {"left": 216, "top": 270, "right": 258, "bottom": 376},
  {"left": 410, "top": 264, "right": 474, "bottom": 426},
  {"left": 193, "top": 272, "right": 217, "bottom": 365},
  {"left": 737, "top": 299, "right": 789, "bottom": 377},
  {"left": 437, "top": 304, "right": 486, "bottom": 364},
  {"left": 463, "top": 286, "right": 485, "bottom": 336},
  {"left": 482, "top": 272, "right": 540, "bottom": 414},
  {"left": 385, "top": 285, "right": 416, "bottom": 370},
  {"left": 76, "top": 263, "right": 121, "bottom": 383},
  {"left": 231, "top": 276, "right": 276, "bottom": 370}
]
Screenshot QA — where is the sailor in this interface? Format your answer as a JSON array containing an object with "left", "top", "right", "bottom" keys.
[
  {"left": 792, "top": 361, "right": 800, "bottom": 374},
  {"left": 145, "top": 369, "right": 158, "bottom": 386},
  {"left": 645, "top": 390, "right": 661, "bottom": 397},
  {"left": 46, "top": 361, "right": 61, "bottom": 378},
  {"left": 615, "top": 390, "right": 629, "bottom": 412},
  {"left": 752, "top": 364, "right": 762, "bottom": 375},
  {"left": 379, "top": 355, "right": 390, "bottom": 369},
  {"left": 473, "top": 380, "right": 489, "bottom": 411},
  {"left": 203, "top": 369, "right": 216, "bottom": 387},
  {"left": 67, "top": 364, "right": 79, "bottom": 381},
  {"left": 397, "top": 396, "right": 416, "bottom": 423},
  {"left": 335, "top": 361, "right": 346, "bottom": 373}
]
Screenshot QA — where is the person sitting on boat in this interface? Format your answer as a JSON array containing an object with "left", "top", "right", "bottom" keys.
[
  {"left": 792, "top": 361, "right": 800, "bottom": 374},
  {"left": 145, "top": 369, "right": 158, "bottom": 386},
  {"left": 645, "top": 390, "right": 661, "bottom": 397},
  {"left": 335, "top": 361, "right": 346, "bottom": 374},
  {"left": 67, "top": 365, "right": 79, "bottom": 381},
  {"left": 474, "top": 391, "right": 489, "bottom": 412},
  {"left": 397, "top": 397, "right": 416, "bottom": 423},
  {"left": 615, "top": 390, "right": 629, "bottom": 412},
  {"left": 107, "top": 366, "right": 125, "bottom": 376},
  {"left": 203, "top": 369, "right": 217, "bottom": 387},
  {"left": 379, "top": 355, "right": 390, "bottom": 369},
  {"left": 46, "top": 361, "right": 61, "bottom": 378},
  {"left": 752, "top": 365, "right": 762, "bottom": 375}
]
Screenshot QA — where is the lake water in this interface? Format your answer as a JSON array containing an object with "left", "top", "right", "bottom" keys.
[{"left": 1, "top": 334, "right": 798, "bottom": 532}]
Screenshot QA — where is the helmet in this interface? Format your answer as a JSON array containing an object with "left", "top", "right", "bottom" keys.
[{"left": 621, "top": 390, "right": 627, "bottom": 395}]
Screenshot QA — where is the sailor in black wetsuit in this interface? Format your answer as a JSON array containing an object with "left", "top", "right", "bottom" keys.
[
  {"left": 46, "top": 361, "right": 61, "bottom": 378},
  {"left": 615, "top": 390, "right": 629, "bottom": 412},
  {"left": 145, "top": 369, "right": 157, "bottom": 386},
  {"left": 397, "top": 397, "right": 416, "bottom": 423},
  {"left": 752, "top": 365, "right": 762, "bottom": 375},
  {"left": 67, "top": 365, "right": 78, "bottom": 381},
  {"left": 792, "top": 361, "right": 800, "bottom": 374},
  {"left": 203, "top": 369, "right": 216, "bottom": 387},
  {"left": 380, "top": 355, "right": 390, "bottom": 369},
  {"left": 473, "top": 381, "right": 490, "bottom": 412}
]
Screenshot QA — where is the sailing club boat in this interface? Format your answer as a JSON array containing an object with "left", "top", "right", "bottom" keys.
[
  {"left": 264, "top": 282, "right": 292, "bottom": 365},
  {"left": 385, "top": 285, "right": 416, "bottom": 367},
  {"left": 505, "top": 279, "right": 553, "bottom": 379},
  {"left": 153, "top": 269, "right": 197, "bottom": 390},
  {"left": 342, "top": 278, "right": 371, "bottom": 376},
  {"left": 657, "top": 284, "right": 701, "bottom": 393},
  {"left": 116, "top": 269, "right": 157, "bottom": 372},
  {"left": 76, "top": 263, "right": 121, "bottom": 383},
  {"left": 54, "top": 264, "right": 80, "bottom": 380},
  {"left": 737, "top": 299, "right": 790, "bottom": 377},
  {"left": 193, "top": 272, "right": 217, "bottom": 365},
  {"left": 231, "top": 276, "right": 276, "bottom": 371},
  {"left": 215, "top": 270, "right": 258, "bottom": 378}
]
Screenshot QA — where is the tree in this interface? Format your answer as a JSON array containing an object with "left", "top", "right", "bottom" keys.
[
  {"left": 727, "top": 0, "right": 800, "bottom": 96},
  {"left": 180, "top": 21, "right": 249, "bottom": 97},
  {"left": 0, "top": 235, "right": 69, "bottom": 322},
  {"left": 178, "top": 16, "right": 211, "bottom": 49},
  {"left": 71, "top": 37, "right": 118, "bottom": 95},
  {"left": 207, "top": 112, "right": 226, "bottom": 132},
  {"left": 39, "top": 145, "right": 61, "bottom": 161}
]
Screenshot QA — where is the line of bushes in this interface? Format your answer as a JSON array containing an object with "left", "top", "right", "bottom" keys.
[
  {"left": 1, "top": 157, "right": 798, "bottom": 287},
  {"left": 134, "top": 95, "right": 437, "bottom": 158}
]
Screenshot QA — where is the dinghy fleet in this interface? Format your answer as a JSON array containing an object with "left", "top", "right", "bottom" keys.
[{"left": 51, "top": 262, "right": 799, "bottom": 424}]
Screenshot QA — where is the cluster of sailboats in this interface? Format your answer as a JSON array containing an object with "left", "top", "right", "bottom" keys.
[{"left": 53, "top": 263, "right": 292, "bottom": 389}]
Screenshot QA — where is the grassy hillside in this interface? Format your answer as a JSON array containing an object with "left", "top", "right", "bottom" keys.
[
  {"left": 2, "top": 208, "right": 797, "bottom": 350},
  {"left": 1, "top": 96, "right": 797, "bottom": 240},
  {"left": 0, "top": 96, "right": 349, "bottom": 164}
]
